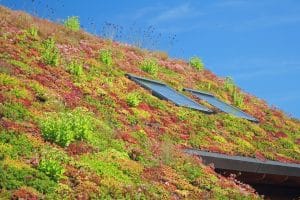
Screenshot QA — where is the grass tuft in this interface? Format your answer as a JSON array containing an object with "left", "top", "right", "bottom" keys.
[
  {"left": 126, "top": 92, "right": 141, "bottom": 107},
  {"left": 67, "top": 60, "right": 83, "bottom": 76},
  {"left": 189, "top": 56, "right": 204, "bottom": 71},
  {"left": 99, "top": 49, "right": 113, "bottom": 66},
  {"left": 64, "top": 16, "right": 80, "bottom": 31},
  {"left": 41, "top": 38, "right": 60, "bottom": 66},
  {"left": 139, "top": 58, "right": 158, "bottom": 75}
]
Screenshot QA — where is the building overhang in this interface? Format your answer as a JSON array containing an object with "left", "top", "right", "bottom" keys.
[{"left": 185, "top": 148, "right": 300, "bottom": 187}]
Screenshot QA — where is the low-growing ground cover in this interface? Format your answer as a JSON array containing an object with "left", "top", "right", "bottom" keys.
[{"left": 0, "top": 6, "right": 299, "bottom": 199}]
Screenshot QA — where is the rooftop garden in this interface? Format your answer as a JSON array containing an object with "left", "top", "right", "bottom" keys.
[{"left": 0, "top": 6, "right": 299, "bottom": 199}]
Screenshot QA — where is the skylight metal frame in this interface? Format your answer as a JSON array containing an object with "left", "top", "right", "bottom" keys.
[
  {"left": 185, "top": 149, "right": 300, "bottom": 177},
  {"left": 126, "top": 74, "right": 213, "bottom": 113},
  {"left": 184, "top": 88, "right": 259, "bottom": 122}
]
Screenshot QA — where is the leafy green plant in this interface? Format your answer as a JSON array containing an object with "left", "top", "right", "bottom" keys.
[
  {"left": 126, "top": 92, "right": 141, "bottom": 107},
  {"left": 64, "top": 16, "right": 80, "bottom": 31},
  {"left": 189, "top": 56, "right": 204, "bottom": 70},
  {"left": 38, "top": 159, "right": 65, "bottom": 182},
  {"left": 207, "top": 82, "right": 212, "bottom": 90},
  {"left": 139, "top": 58, "right": 158, "bottom": 75},
  {"left": 233, "top": 89, "right": 244, "bottom": 107},
  {"left": 224, "top": 77, "right": 244, "bottom": 107},
  {"left": 67, "top": 60, "right": 83, "bottom": 76},
  {"left": 41, "top": 38, "right": 60, "bottom": 66},
  {"left": 224, "top": 76, "right": 235, "bottom": 93},
  {"left": 27, "top": 26, "right": 38, "bottom": 37},
  {"left": 39, "top": 107, "right": 96, "bottom": 147},
  {"left": 99, "top": 49, "right": 113, "bottom": 66}
]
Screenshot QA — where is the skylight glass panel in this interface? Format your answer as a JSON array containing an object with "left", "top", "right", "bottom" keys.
[
  {"left": 126, "top": 74, "right": 212, "bottom": 113},
  {"left": 184, "top": 88, "right": 258, "bottom": 122}
]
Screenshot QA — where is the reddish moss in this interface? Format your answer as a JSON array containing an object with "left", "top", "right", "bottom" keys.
[
  {"left": 179, "top": 134, "right": 190, "bottom": 140},
  {"left": 65, "top": 165, "right": 101, "bottom": 187},
  {"left": 255, "top": 151, "right": 266, "bottom": 161},
  {"left": 63, "top": 90, "right": 82, "bottom": 108},
  {"left": 11, "top": 188, "right": 39, "bottom": 200},
  {"left": 252, "top": 109, "right": 266, "bottom": 122},
  {"left": 143, "top": 166, "right": 166, "bottom": 185},
  {"left": 66, "top": 141, "right": 96, "bottom": 156},
  {"left": 32, "top": 74, "right": 56, "bottom": 88},
  {"left": 138, "top": 102, "right": 153, "bottom": 112},
  {"left": 18, "top": 98, "right": 32, "bottom": 107},
  {"left": 1, "top": 119, "right": 40, "bottom": 136},
  {"left": 143, "top": 126, "right": 160, "bottom": 138},
  {"left": 275, "top": 154, "right": 300, "bottom": 164},
  {"left": 272, "top": 109, "right": 284, "bottom": 118},
  {"left": 274, "top": 131, "right": 288, "bottom": 138},
  {"left": 119, "top": 132, "right": 137, "bottom": 144},
  {"left": 0, "top": 93, "right": 5, "bottom": 103},
  {"left": 29, "top": 49, "right": 40, "bottom": 57},
  {"left": 1, "top": 118, "right": 20, "bottom": 131}
]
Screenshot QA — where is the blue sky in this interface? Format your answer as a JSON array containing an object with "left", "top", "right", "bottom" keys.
[{"left": 1, "top": 0, "right": 300, "bottom": 119}]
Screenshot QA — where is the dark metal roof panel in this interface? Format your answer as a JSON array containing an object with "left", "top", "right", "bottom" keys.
[
  {"left": 184, "top": 88, "right": 258, "bottom": 122},
  {"left": 126, "top": 74, "right": 212, "bottom": 113},
  {"left": 126, "top": 73, "right": 165, "bottom": 85},
  {"left": 185, "top": 149, "right": 300, "bottom": 177}
]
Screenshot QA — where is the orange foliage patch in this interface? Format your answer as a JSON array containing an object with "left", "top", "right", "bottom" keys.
[
  {"left": 67, "top": 141, "right": 96, "bottom": 156},
  {"left": 1, "top": 119, "right": 40, "bottom": 136},
  {"left": 11, "top": 188, "right": 39, "bottom": 200},
  {"left": 119, "top": 132, "right": 137, "bottom": 144}
]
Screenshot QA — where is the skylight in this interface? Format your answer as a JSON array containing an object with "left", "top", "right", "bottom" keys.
[
  {"left": 184, "top": 88, "right": 258, "bottom": 122},
  {"left": 126, "top": 74, "right": 212, "bottom": 113}
]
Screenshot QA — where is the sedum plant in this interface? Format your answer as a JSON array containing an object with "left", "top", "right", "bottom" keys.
[
  {"left": 39, "top": 107, "right": 96, "bottom": 147},
  {"left": 38, "top": 158, "right": 65, "bottom": 182},
  {"left": 224, "top": 77, "right": 244, "bottom": 107},
  {"left": 27, "top": 26, "right": 38, "bottom": 37},
  {"left": 99, "top": 49, "right": 113, "bottom": 66},
  {"left": 189, "top": 56, "right": 204, "bottom": 71},
  {"left": 126, "top": 92, "right": 141, "bottom": 107},
  {"left": 41, "top": 38, "right": 60, "bottom": 66},
  {"left": 139, "top": 58, "right": 158, "bottom": 75},
  {"left": 64, "top": 16, "right": 80, "bottom": 31},
  {"left": 67, "top": 60, "right": 83, "bottom": 76}
]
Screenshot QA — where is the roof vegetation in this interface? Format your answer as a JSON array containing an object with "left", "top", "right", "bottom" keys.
[{"left": 0, "top": 6, "right": 299, "bottom": 199}]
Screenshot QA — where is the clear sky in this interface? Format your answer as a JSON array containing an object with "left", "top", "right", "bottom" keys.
[{"left": 1, "top": 0, "right": 300, "bottom": 119}]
